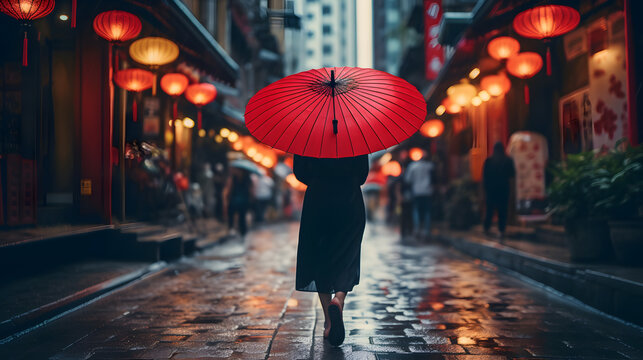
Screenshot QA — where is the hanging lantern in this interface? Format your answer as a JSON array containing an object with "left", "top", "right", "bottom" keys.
[
  {"left": 487, "top": 36, "right": 520, "bottom": 61},
  {"left": 409, "top": 147, "right": 424, "bottom": 161},
  {"left": 513, "top": 5, "right": 580, "bottom": 75},
  {"left": 160, "top": 73, "right": 189, "bottom": 119},
  {"left": 441, "top": 97, "right": 461, "bottom": 114},
  {"left": 93, "top": 10, "right": 141, "bottom": 42},
  {"left": 447, "top": 80, "right": 477, "bottom": 107},
  {"left": 420, "top": 119, "right": 445, "bottom": 138},
  {"left": 129, "top": 37, "right": 179, "bottom": 95},
  {"left": 381, "top": 160, "right": 402, "bottom": 177},
  {"left": 114, "top": 68, "right": 154, "bottom": 122},
  {"left": 0, "top": 0, "right": 55, "bottom": 66},
  {"left": 480, "top": 74, "right": 511, "bottom": 97},
  {"left": 506, "top": 52, "right": 542, "bottom": 104},
  {"left": 185, "top": 83, "right": 217, "bottom": 130}
]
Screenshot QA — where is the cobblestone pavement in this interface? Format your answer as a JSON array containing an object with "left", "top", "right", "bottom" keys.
[{"left": 3, "top": 222, "right": 643, "bottom": 359}]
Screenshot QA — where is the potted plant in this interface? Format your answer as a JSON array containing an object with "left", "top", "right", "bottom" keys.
[
  {"left": 548, "top": 151, "right": 611, "bottom": 261},
  {"left": 445, "top": 177, "right": 480, "bottom": 230},
  {"left": 591, "top": 142, "right": 643, "bottom": 265}
]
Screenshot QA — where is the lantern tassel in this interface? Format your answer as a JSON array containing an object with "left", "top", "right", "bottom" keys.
[
  {"left": 173, "top": 101, "right": 178, "bottom": 120},
  {"left": 546, "top": 46, "right": 552, "bottom": 76},
  {"left": 152, "top": 74, "right": 157, "bottom": 96},
  {"left": 198, "top": 109, "right": 202, "bottom": 130},
  {"left": 22, "top": 31, "right": 28, "bottom": 67},
  {"left": 524, "top": 84, "right": 530, "bottom": 105},
  {"left": 133, "top": 98, "right": 137, "bottom": 122},
  {"left": 72, "top": 0, "right": 77, "bottom": 28}
]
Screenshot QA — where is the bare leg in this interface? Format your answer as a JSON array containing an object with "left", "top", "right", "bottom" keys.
[
  {"left": 318, "top": 293, "right": 332, "bottom": 337},
  {"left": 333, "top": 291, "right": 347, "bottom": 308}
]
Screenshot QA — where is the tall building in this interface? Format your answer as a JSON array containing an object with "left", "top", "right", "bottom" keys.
[
  {"left": 293, "top": 0, "right": 358, "bottom": 70},
  {"left": 372, "top": 0, "right": 419, "bottom": 75}
]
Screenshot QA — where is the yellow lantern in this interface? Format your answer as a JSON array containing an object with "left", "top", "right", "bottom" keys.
[
  {"left": 129, "top": 36, "right": 179, "bottom": 94},
  {"left": 182, "top": 117, "right": 195, "bottom": 128},
  {"left": 480, "top": 74, "right": 511, "bottom": 97},
  {"left": 435, "top": 105, "right": 446, "bottom": 116},
  {"left": 447, "top": 80, "right": 477, "bottom": 106},
  {"left": 409, "top": 147, "right": 424, "bottom": 161}
]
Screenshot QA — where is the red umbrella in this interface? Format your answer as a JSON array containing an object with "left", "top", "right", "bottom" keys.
[{"left": 245, "top": 67, "right": 426, "bottom": 158}]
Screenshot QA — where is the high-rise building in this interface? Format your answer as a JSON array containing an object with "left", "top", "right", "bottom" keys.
[
  {"left": 292, "top": 0, "right": 358, "bottom": 70},
  {"left": 372, "top": 0, "right": 419, "bottom": 75}
]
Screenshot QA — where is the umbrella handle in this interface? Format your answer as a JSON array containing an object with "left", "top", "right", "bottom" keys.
[{"left": 331, "top": 70, "right": 338, "bottom": 134}]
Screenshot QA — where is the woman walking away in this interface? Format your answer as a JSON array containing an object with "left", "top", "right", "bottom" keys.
[
  {"left": 483, "top": 142, "right": 515, "bottom": 241},
  {"left": 224, "top": 167, "right": 254, "bottom": 237},
  {"left": 293, "top": 154, "right": 369, "bottom": 347}
]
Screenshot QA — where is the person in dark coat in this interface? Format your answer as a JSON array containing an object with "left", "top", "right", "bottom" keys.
[
  {"left": 293, "top": 154, "right": 369, "bottom": 347},
  {"left": 483, "top": 142, "right": 516, "bottom": 240},
  {"left": 224, "top": 167, "right": 254, "bottom": 237}
]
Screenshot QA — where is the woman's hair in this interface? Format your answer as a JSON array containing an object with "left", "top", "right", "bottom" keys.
[{"left": 492, "top": 141, "right": 505, "bottom": 157}]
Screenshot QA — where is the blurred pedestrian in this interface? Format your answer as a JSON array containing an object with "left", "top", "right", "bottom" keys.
[
  {"left": 224, "top": 167, "right": 254, "bottom": 237},
  {"left": 483, "top": 142, "right": 516, "bottom": 241},
  {"left": 197, "top": 163, "right": 215, "bottom": 217},
  {"left": 405, "top": 151, "right": 435, "bottom": 240},
  {"left": 399, "top": 159, "right": 414, "bottom": 239},
  {"left": 253, "top": 173, "right": 274, "bottom": 224},
  {"left": 294, "top": 154, "right": 369, "bottom": 347}
]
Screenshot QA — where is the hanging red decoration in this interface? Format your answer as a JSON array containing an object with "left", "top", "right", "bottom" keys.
[
  {"left": 71, "top": 0, "right": 75, "bottom": 27},
  {"left": 480, "top": 74, "right": 511, "bottom": 97},
  {"left": 420, "top": 119, "right": 445, "bottom": 138},
  {"left": 507, "top": 52, "right": 543, "bottom": 104},
  {"left": 487, "top": 36, "right": 520, "bottom": 61},
  {"left": 93, "top": 10, "right": 142, "bottom": 42},
  {"left": 161, "top": 73, "right": 189, "bottom": 119},
  {"left": 513, "top": 5, "right": 580, "bottom": 75},
  {"left": 185, "top": 83, "right": 217, "bottom": 130},
  {"left": 114, "top": 68, "right": 154, "bottom": 122},
  {"left": 0, "top": 0, "right": 55, "bottom": 66}
]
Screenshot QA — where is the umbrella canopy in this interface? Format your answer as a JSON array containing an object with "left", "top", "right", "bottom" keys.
[
  {"left": 230, "top": 159, "right": 262, "bottom": 175},
  {"left": 245, "top": 67, "right": 427, "bottom": 158}
]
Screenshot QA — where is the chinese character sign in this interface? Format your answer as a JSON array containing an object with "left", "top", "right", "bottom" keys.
[
  {"left": 424, "top": 0, "right": 443, "bottom": 80},
  {"left": 508, "top": 131, "right": 548, "bottom": 221}
]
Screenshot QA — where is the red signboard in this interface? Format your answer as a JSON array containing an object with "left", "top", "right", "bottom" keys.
[{"left": 424, "top": 0, "right": 444, "bottom": 80}]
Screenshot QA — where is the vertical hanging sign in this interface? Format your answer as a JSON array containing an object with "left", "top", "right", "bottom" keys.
[{"left": 424, "top": 0, "right": 444, "bottom": 80}]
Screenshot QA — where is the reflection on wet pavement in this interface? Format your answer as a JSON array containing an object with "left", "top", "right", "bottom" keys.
[{"left": 2, "top": 222, "right": 643, "bottom": 359}]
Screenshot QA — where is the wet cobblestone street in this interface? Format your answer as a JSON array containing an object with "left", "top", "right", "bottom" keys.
[{"left": 3, "top": 222, "right": 643, "bottom": 359}]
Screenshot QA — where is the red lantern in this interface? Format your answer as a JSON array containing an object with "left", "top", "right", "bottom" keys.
[
  {"left": 480, "top": 74, "right": 511, "bottom": 97},
  {"left": 185, "top": 83, "right": 217, "bottom": 130},
  {"left": 161, "top": 73, "right": 189, "bottom": 119},
  {"left": 487, "top": 36, "right": 520, "bottom": 61},
  {"left": 507, "top": 52, "right": 543, "bottom": 104},
  {"left": 441, "top": 97, "right": 461, "bottom": 114},
  {"left": 93, "top": 10, "right": 142, "bottom": 42},
  {"left": 0, "top": 0, "right": 55, "bottom": 66},
  {"left": 381, "top": 160, "right": 402, "bottom": 177},
  {"left": 513, "top": 5, "right": 580, "bottom": 75},
  {"left": 114, "top": 69, "right": 154, "bottom": 122},
  {"left": 420, "top": 119, "right": 445, "bottom": 138}
]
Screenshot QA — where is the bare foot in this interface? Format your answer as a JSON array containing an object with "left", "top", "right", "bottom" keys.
[{"left": 323, "top": 320, "right": 330, "bottom": 338}]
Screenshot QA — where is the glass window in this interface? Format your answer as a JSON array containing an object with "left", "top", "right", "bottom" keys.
[
  {"left": 323, "top": 44, "right": 332, "bottom": 55},
  {"left": 307, "top": 31, "right": 314, "bottom": 38},
  {"left": 307, "top": 13, "right": 313, "bottom": 19},
  {"left": 323, "top": 25, "right": 331, "bottom": 34},
  {"left": 307, "top": 49, "right": 314, "bottom": 56},
  {"left": 322, "top": 5, "right": 331, "bottom": 14}
]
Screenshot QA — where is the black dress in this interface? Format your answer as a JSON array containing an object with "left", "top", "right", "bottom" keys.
[{"left": 294, "top": 154, "right": 369, "bottom": 293}]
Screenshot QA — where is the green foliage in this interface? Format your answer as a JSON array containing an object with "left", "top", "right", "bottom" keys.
[
  {"left": 445, "top": 177, "right": 480, "bottom": 229},
  {"left": 591, "top": 141, "right": 643, "bottom": 219},
  {"left": 548, "top": 140, "right": 643, "bottom": 221}
]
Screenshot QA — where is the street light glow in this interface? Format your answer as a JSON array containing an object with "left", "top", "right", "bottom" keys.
[{"left": 59, "top": 14, "right": 69, "bottom": 21}]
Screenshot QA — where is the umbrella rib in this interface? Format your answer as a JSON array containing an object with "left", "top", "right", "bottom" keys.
[
  {"left": 286, "top": 92, "right": 329, "bottom": 153},
  {"left": 342, "top": 90, "right": 412, "bottom": 140},
  {"left": 316, "top": 92, "right": 333, "bottom": 157},
  {"left": 302, "top": 93, "right": 331, "bottom": 156},
  {"left": 247, "top": 87, "right": 318, "bottom": 116},
  {"left": 262, "top": 87, "right": 327, "bottom": 147},
  {"left": 252, "top": 89, "right": 323, "bottom": 136},
  {"left": 335, "top": 91, "right": 376, "bottom": 154},
  {"left": 349, "top": 89, "right": 419, "bottom": 130},
  {"left": 246, "top": 86, "right": 318, "bottom": 114},
  {"left": 340, "top": 91, "right": 391, "bottom": 149},
  {"left": 335, "top": 90, "right": 356, "bottom": 157},
  {"left": 353, "top": 87, "right": 426, "bottom": 119},
  {"left": 246, "top": 90, "right": 322, "bottom": 126}
]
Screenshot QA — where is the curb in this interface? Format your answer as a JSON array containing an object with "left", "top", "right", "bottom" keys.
[
  {"left": 435, "top": 230, "right": 643, "bottom": 328},
  {"left": 0, "top": 262, "right": 168, "bottom": 344}
]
